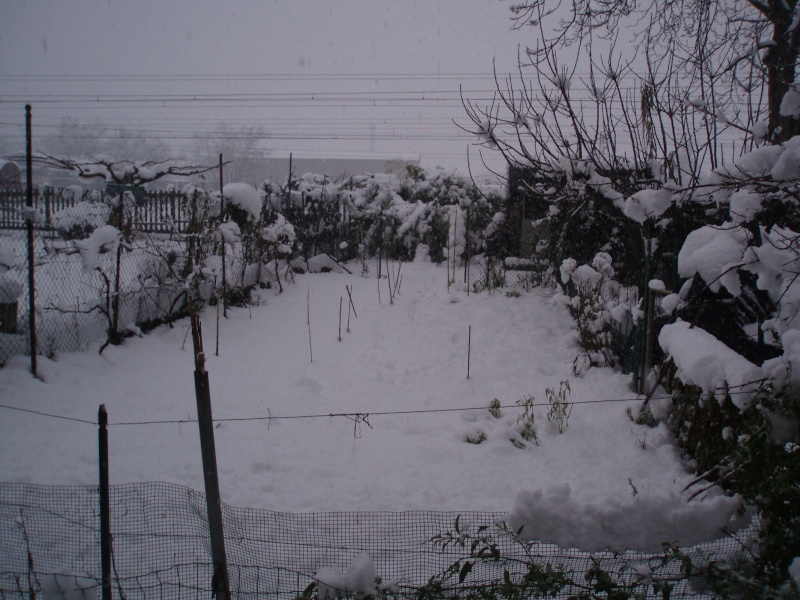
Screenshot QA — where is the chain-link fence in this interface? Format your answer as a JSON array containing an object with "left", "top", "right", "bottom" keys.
[
  {"left": 0, "top": 481, "right": 758, "bottom": 600},
  {"left": 0, "top": 188, "right": 215, "bottom": 365}
]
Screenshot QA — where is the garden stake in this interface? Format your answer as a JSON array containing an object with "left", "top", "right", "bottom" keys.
[
  {"left": 307, "top": 286, "right": 313, "bottom": 363},
  {"left": 346, "top": 284, "right": 358, "bottom": 318},
  {"left": 386, "top": 255, "right": 394, "bottom": 304},
  {"left": 453, "top": 209, "right": 458, "bottom": 289},
  {"left": 215, "top": 285, "right": 221, "bottom": 357},
  {"left": 468, "top": 324, "right": 472, "bottom": 379},
  {"left": 447, "top": 214, "right": 451, "bottom": 292},
  {"left": 339, "top": 297, "right": 343, "bottom": 342}
]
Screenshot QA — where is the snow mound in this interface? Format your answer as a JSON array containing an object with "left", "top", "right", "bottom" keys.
[
  {"left": 507, "top": 484, "right": 747, "bottom": 553},
  {"left": 315, "top": 553, "right": 383, "bottom": 599}
]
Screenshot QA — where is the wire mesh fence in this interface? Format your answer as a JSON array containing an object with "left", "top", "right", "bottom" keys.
[
  {"left": 1, "top": 188, "right": 424, "bottom": 368},
  {"left": 0, "top": 187, "right": 287, "bottom": 366},
  {"left": 0, "top": 481, "right": 758, "bottom": 600}
]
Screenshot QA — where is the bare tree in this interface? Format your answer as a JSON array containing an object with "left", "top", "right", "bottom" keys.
[
  {"left": 191, "top": 124, "right": 270, "bottom": 187},
  {"left": 44, "top": 117, "right": 172, "bottom": 162},
  {"left": 507, "top": 0, "right": 800, "bottom": 144}
]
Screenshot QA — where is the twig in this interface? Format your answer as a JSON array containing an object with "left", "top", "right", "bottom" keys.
[{"left": 338, "top": 297, "right": 343, "bottom": 342}]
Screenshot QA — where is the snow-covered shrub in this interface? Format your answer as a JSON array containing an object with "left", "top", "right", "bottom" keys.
[
  {"left": 558, "top": 253, "right": 639, "bottom": 375},
  {"left": 51, "top": 199, "right": 112, "bottom": 241},
  {"left": 265, "top": 168, "right": 504, "bottom": 266},
  {"left": 660, "top": 374, "right": 800, "bottom": 585},
  {"left": 507, "top": 160, "right": 650, "bottom": 289}
]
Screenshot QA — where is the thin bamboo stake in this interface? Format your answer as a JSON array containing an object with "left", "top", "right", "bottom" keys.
[
  {"left": 215, "top": 285, "right": 221, "bottom": 357},
  {"left": 447, "top": 214, "right": 451, "bottom": 292},
  {"left": 347, "top": 298, "right": 351, "bottom": 333},
  {"left": 466, "top": 207, "right": 470, "bottom": 296},
  {"left": 338, "top": 297, "right": 343, "bottom": 342},
  {"left": 467, "top": 324, "right": 472, "bottom": 379},
  {"left": 386, "top": 255, "right": 394, "bottom": 304},
  {"left": 377, "top": 263, "right": 382, "bottom": 304},
  {"left": 393, "top": 261, "right": 403, "bottom": 297},
  {"left": 453, "top": 209, "right": 459, "bottom": 289},
  {"left": 307, "top": 286, "right": 313, "bottom": 363},
  {"left": 345, "top": 284, "right": 358, "bottom": 318}
]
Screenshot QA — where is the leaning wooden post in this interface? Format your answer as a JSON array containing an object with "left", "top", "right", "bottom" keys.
[
  {"left": 98, "top": 405, "right": 112, "bottom": 600},
  {"left": 191, "top": 314, "right": 231, "bottom": 600}
]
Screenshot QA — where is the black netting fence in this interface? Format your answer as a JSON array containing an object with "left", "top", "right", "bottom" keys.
[{"left": 0, "top": 481, "right": 758, "bottom": 600}]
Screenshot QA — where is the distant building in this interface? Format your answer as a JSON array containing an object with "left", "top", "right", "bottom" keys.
[
  {"left": 0, "top": 161, "right": 22, "bottom": 190},
  {"left": 262, "top": 157, "right": 420, "bottom": 184}
]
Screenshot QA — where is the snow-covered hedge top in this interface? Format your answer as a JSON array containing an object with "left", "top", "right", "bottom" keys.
[
  {"left": 659, "top": 321, "right": 763, "bottom": 409},
  {"left": 223, "top": 182, "right": 264, "bottom": 221}
]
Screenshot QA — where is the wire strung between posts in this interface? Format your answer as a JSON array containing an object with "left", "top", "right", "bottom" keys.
[
  {"left": 108, "top": 396, "right": 667, "bottom": 427},
  {"left": 0, "top": 403, "right": 95, "bottom": 425},
  {"left": 0, "top": 384, "right": 763, "bottom": 428}
]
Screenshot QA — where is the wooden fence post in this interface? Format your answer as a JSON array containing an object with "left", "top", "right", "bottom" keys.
[
  {"left": 98, "top": 405, "right": 112, "bottom": 600},
  {"left": 191, "top": 313, "right": 231, "bottom": 600}
]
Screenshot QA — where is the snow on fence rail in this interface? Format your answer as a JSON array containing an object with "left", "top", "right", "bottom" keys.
[{"left": 0, "top": 481, "right": 755, "bottom": 600}]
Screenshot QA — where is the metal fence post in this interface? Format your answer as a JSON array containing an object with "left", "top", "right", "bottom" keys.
[
  {"left": 191, "top": 313, "right": 231, "bottom": 600},
  {"left": 25, "top": 104, "right": 37, "bottom": 378},
  {"left": 98, "top": 405, "right": 112, "bottom": 600}
]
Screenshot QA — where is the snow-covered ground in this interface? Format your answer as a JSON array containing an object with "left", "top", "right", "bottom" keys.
[{"left": 0, "top": 261, "right": 744, "bottom": 551}]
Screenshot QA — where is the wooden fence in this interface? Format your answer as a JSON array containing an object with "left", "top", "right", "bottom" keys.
[{"left": 0, "top": 188, "right": 195, "bottom": 234}]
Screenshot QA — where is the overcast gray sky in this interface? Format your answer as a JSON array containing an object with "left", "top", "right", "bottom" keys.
[{"left": 0, "top": 1, "right": 531, "bottom": 175}]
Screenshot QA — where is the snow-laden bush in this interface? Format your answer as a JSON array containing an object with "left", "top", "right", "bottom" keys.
[
  {"left": 51, "top": 198, "right": 112, "bottom": 241},
  {"left": 263, "top": 169, "right": 504, "bottom": 266},
  {"left": 557, "top": 252, "right": 639, "bottom": 375}
]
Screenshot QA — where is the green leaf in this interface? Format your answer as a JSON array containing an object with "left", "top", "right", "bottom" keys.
[{"left": 459, "top": 561, "right": 473, "bottom": 584}]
